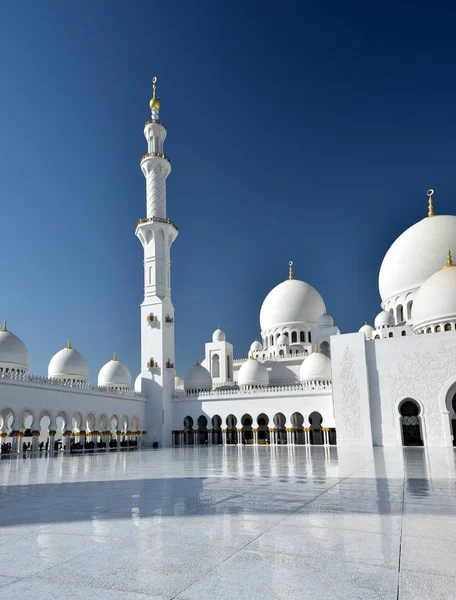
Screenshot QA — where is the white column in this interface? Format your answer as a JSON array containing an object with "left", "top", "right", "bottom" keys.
[
  {"left": 222, "top": 429, "right": 227, "bottom": 445},
  {"left": 208, "top": 429, "right": 212, "bottom": 445}
]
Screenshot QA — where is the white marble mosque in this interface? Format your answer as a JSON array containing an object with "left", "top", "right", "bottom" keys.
[{"left": 2, "top": 78, "right": 456, "bottom": 454}]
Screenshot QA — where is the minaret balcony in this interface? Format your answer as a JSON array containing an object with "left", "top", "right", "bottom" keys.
[
  {"left": 136, "top": 216, "right": 178, "bottom": 232},
  {"left": 145, "top": 118, "right": 166, "bottom": 129},
  {"left": 140, "top": 151, "right": 171, "bottom": 165}
]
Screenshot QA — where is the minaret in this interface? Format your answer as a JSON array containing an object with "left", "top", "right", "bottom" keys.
[{"left": 136, "top": 77, "right": 178, "bottom": 446}]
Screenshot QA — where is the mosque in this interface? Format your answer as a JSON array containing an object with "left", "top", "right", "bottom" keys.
[{"left": 1, "top": 79, "right": 456, "bottom": 453}]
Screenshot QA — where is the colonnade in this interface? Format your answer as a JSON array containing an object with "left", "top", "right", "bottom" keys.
[{"left": 172, "top": 426, "right": 336, "bottom": 447}]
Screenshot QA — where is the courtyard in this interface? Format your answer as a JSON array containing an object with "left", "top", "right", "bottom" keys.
[{"left": 0, "top": 445, "right": 455, "bottom": 599}]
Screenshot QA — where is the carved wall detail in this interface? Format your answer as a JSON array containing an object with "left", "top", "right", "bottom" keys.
[
  {"left": 389, "top": 346, "right": 456, "bottom": 437},
  {"left": 339, "top": 346, "right": 363, "bottom": 440}
]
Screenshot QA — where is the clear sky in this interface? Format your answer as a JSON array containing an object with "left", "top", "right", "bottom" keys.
[{"left": 1, "top": 0, "right": 456, "bottom": 381}]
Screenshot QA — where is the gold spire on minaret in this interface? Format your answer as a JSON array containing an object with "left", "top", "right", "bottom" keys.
[
  {"left": 2, "top": 320, "right": 7, "bottom": 332},
  {"left": 113, "top": 352, "right": 117, "bottom": 361},
  {"left": 288, "top": 261, "right": 294, "bottom": 280},
  {"left": 149, "top": 76, "right": 161, "bottom": 111},
  {"left": 67, "top": 338, "right": 72, "bottom": 350},
  {"left": 427, "top": 189, "right": 435, "bottom": 217}
]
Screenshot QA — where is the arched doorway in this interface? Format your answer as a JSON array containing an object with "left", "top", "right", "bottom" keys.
[
  {"left": 399, "top": 400, "right": 423, "bottom": 446},
  {"left": 241, "top": 414, "right": 253, "bottom": 444},
  {"left": 212, "top": 415, "right": 222, "bottom": 444},
  {"left": 226, "top": 414, "right": 237, "bottom": 444},
  {"left": 183, "top": 416, "right": 194, "bottom": 445},
  {"left": 291, "top": 412, "right": 304, "bottom": 445},
  {"left": 309, "top": 411, "right": 323, "bottom": 445},
  {"left": 273, "top": 412, "right": 287, "bottom": 444},
  {"left": 197, "top": 416, "right": 208, "bottom": 445},
  {"left": 257, "top": 413, "right": 270, "bottom": 444},
  {"left": 451, "top": 394, "right": 456, "bottom": 447}
]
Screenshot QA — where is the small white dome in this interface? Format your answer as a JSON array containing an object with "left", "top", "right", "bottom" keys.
[
  {"left": 212, "top": 328, "right": 226, "bottom": 342},
  {"left": 412, "top": 259, "right": 456, "bottom": 331},
  {"left": 299, "top": 350, "right": 332, "bottom": 382},
  {"left": 134, "top": 373, "right": 143, "bottom": 393},
  {"left": 260, "top": 278, "right": 326, "bottom": 332},
  {"left": 98, "top": 354, "right": 131, "bottom": 389},
  {"left": 48, "top": 341, "right": 88, "bottom": 382},
  {"left": 250, "top": 340, "right": 263, "bottom": 352},
  {"left": 374, "top": 310, "right": 394, "bottom": 329},
  {"left": 184, "top": 363, "right": 212, "bottom": 393},
  {"left": 359, "top": 323, "right": 375, "bottom": 339},
  {"left": 318, "top": 312, "right": 334, "bottom": 328},
  {"left": 276, "top": 334, "right": 289, "bottom": 346},
  {"left": 238, "top": 357, "right": 269, "bottom": 387},
  {"left": 0, "top": 322, "right": 28, "bottom": 372}
]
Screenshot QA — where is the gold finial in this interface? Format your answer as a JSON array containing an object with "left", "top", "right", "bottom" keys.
[
  {"left": 67, "top": 338, "right": 72, "bottom": 350},
  {"left": 149, "top": 76, "right": 161, "bottom": 111},
  {"left": 196, "top": 358, "right": 200, "bottom": 365},
  {"left": 2, "top": 320, "right": 7, "bottom": 332},
  {"left": 288, "top": 261, "right": 294, "bottom": 280},
  {"left": 439, "top": 249, "right": 455, "bottom": 270},
  {"left": 314, "top": 344, "right": 319, "bottom": 353},
  {"left": 427, "top": 189, "right": 435, "bottom": 217},
  {"left": 113, "top": 351, "right": 117, "bottom": 361}
]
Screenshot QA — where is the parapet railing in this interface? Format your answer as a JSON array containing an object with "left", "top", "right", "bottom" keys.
[
  {"left": 0, "top": 371, "right": 145, "bottom": 398},
  {"left": 172, "top": 380, "right": 332, "bottom": 399}
]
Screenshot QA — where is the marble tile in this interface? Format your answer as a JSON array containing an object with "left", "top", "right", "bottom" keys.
[
  {"left": 0, "top": 532, "right": 113, "bottom": 578},
  {"left": 176, "top": 549, "right": 398, "bottom": 600},
  {"left": 36, "top": 534, "right": 237, "bottom": 597},
  {"left": 400, "top": 535, "right": 456, "bottom": 576},
  {"left": 0, "top": 578, "right": 167, "bottom": 599},
  {"left": 2, "top": 447, "right": 456, "bottom": 599},
  {"left": 0, "top": 575, "right": 19, "bottom": 588},
  {"left": 247, "top": 526, "right": 400, "bottom": 569},
  {"left": 398, "top": 570, "right": 456, "bottom": 600}
]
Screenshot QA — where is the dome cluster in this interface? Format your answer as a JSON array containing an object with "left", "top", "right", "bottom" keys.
[{"left": 0, "top": 324, "right": 133, "bottom": 391}]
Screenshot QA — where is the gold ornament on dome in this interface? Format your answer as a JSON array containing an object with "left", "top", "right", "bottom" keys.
[
  {"left": 288, "top": 260, "right": 294, "bottom": 280},
  {"left": 427, "top": 189, "right": 435, "bottom": 217}
]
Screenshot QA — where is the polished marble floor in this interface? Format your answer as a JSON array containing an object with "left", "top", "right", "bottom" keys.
[{"left": 1, "top": 445, "right": 456, "bottom": 599}]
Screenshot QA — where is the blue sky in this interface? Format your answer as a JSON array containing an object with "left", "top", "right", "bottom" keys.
[{"left": 1, "top": 0, "right": 456, "bottom": 381}]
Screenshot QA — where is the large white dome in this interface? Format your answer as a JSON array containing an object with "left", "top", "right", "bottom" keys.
[
  {"left": 0, "top": 322, "right": 28, "bottom": 372},
  {"left": 48, "top": 341, "right": 88, "bottom": 382},
  {"left": 379, "top": 215, "right": 456, "bottom": 303},
  {"left": 300, "top": 350, "right": 332, "bottom": 382},
  {"left": 412, "top": 258, "right": 456, "bottom": 331},
  {"left": 260, "top": 279, "right": 325, "bottom": 332},
  {"left": 238, "top": 357, "right": 269, "bottom": 387},
  {"left": 184, "top": 363, "right": 212, "bottom": 393},
  {"left": 98, "top": 354, "right": 131, "bottom": 389}
]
